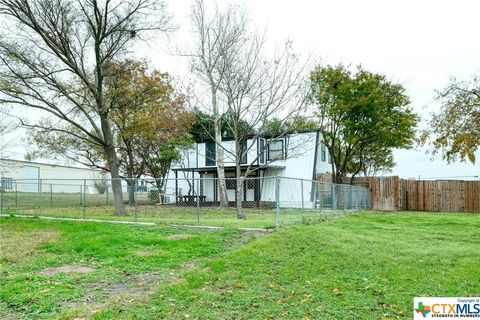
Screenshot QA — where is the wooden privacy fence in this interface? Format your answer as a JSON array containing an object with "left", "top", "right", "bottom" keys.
[
  {"left": 355, "top": 176, "right": 480, "bottom": 212},
  {"left": 317, "top": 174, "right": 480, "bottom": 212}
]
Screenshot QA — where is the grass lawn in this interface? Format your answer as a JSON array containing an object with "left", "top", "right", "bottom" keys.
[
  {"left": 3, "top": 204, "right": 346, "bottom": 229},
  {"left": 1, "top": 211, "right": 479, "bottom": 319},
  {"left": 1, "top": 190, "right": 362, "bottom": 228}
]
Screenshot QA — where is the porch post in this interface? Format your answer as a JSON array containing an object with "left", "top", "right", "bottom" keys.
[
  {"left": 200, "top": 173, "right": 204, "bottom": 197},
  {"left": 174, "top": 170, "right": 178, "bottom": 201},
  {"left": 191, "top": 171, "right": 195, "bottom": 196}
]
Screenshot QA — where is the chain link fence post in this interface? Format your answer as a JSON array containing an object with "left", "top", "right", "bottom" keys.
[
  {"left": 83, "top": 179, "right": 86, "bottom": 220},
  {"left": 50, "top": 184, "right": 53, "bottom": 207},
  {"left": 301, "top": 179, "right": 305, "bottom": 223},
  {"left": 332, "top": 183, "right": 336, "bottom": 215},
  {"left": 134, "top": 179, "right": 138, "bottom": 222},
  {"left": 195, "top": 178, "right": 200, "bottom": 225},
  {"left": 38, "top": 179, "right": 43, "bottom": 216},
  {"left": 105, "top": 184, "right": 109, "bottom": 206},
  {"left": 0, "top": 183, "right": 4, "bottom": 215},
  {"left": 15, "top": 181, "right": 17, "bottom": 208},
  {"left": 275, "top": 176, "right": 281, "bottom": 228},
  {"left": 318, "top": 181, "right": 323, "bottom": 216}
]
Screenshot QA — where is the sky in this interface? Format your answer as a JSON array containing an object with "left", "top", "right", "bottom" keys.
[{"left": 2, "top": 0, "right": 479, "bottom": 179}]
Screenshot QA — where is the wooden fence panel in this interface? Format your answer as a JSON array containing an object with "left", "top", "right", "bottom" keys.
[{"left": 349, "top": 176, "right": 479, "bottom": 213}]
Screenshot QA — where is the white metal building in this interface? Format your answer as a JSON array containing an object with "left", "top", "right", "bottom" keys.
[{"left": 0, "top": 159, "right": 104, "bottom": 193}]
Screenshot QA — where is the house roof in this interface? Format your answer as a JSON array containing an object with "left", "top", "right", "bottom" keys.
[
  {"left": 0, "top": 158, "right": 101, "bottom": 171},
  {"left": 193, "top": 128, "right": 321, "bottom": 144}
]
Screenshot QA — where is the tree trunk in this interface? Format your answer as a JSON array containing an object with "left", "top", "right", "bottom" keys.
[
  {"left": 126, "top": 178, "right": 135, "bottom": 206},
  {"left": 213, "top": 92, "right": 228, "bottom": 208},
  {"left": 235, "top": 163, "right": 245, "bottom": 219},
  {"left": 126, "top": 146, "right": 136, "bottom": 206},
  {"left": 155, "top": 177, "right": 166, "bottom": 204},
  {"left": 216, "top": 136, "right": 229, "bottom": 207},
  {"left": 100, "top": 114, "right": 127, "bottom": 216},
  {"left": 108, "top": 153, "right": 128, "bottom": 216},
  {"left": 331, "top": 160, "right": 336, "bottom": 184}
]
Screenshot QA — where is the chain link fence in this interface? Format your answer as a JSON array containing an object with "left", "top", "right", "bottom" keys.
[{"left": 0, "top": 176, "right": 370, "bottom": 228}]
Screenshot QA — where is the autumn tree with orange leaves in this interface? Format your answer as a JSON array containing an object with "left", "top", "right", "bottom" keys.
[
  {"left": 29, "top": 60, "right": 193, "bottom": 204},
  {"left": 422, "top": 75, "right": 480, "bottom": 164},
  {"left": 108, "top": 60, "right": 193, "bottom": 204}
]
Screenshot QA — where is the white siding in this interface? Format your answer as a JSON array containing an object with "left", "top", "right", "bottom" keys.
[
  {"left": 315, "top": 141, "right": 333, "bottom": 174},
  {"left": 1, "top": 160, "right": 104, "bottom": 193},
  {"left": 269, "top": 132, "right": 317, "bottom": 181}
]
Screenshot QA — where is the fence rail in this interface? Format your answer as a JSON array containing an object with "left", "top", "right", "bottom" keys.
[
  {"left": 0, "top": 176, "right": 371, "bottom": 228},
  {"left": 352, "top": 176, "right": 480, "bottom": 212}
]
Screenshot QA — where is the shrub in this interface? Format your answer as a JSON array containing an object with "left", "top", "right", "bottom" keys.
[
  {"left": 148, "top": 189, "right": 160, "bottom": 204},
  {"left": 94, "top": 178, "right": 108, "bottom": 194}
]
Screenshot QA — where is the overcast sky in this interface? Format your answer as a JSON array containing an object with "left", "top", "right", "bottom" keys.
[
  {"left": 2, "top": 0, "right": 479, "bottom": 179},
  {"left": 159, "top": 0, "right": 480, "bottom": 179}
]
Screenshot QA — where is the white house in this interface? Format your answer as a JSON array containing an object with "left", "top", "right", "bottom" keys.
[
  {"left": 0, "top": 159, "right": 104, "bottom": 193},
  {"left": 167, "top": 130, "right": 333, "bottom": 207}
]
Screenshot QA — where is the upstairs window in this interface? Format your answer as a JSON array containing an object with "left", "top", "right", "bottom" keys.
[
  {"left": 259, "top": 139, "right": 265, "bottom": 164},
  {"left": 240, "top": 140, "right": 247, "bottom": 164},
  {"left": 205, "top": 142, "right": 216, "bottom": 166},
  {"left": 321, "top": 143, "right": 326, "bottom": 161},
  {"left": 267, "top": 139, "right": 284, "bottom": 161}
]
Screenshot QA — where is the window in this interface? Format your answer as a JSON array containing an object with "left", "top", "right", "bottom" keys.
[
  {"left": 259, "top": 139, "right": 265, "bottom": 164},
  {"left": 226, "top": 179, "right": 236, "bottom": 190},
  {"left": 321, "top": 143, "right": 326, "bottom": 161},
  {"left": 267, "top": 139, "right": 284, "bottom": 161},
  {"left": 328, "top": 152, "right": 332, "bottom": 164},
  {"left": 205, "top": 142, "right": 216, "bottom": 166},
  {"left": 246, "top": 179, "right": 256, "bottom": 189},
  {"left": 1, "top": 177, "right": 13, "bottom": 190},
  {"left": 240, "top": 140, "right": 247, "bottom": 164}
]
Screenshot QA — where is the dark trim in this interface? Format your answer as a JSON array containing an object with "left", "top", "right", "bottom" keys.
[
  {"left": 256, "top": 137, "right": 259, "bottom": 166},
  {"left": 172, "top": 165, "right": 285, "bottom": 173},
  {"left": 267, "top": 138, "right": 285, "bottom": 161},
  {"left": 321, "top": 143, "right": 326, "bottom": 162},
  {"left": 196, "top": 143, "right": 199, "bottom": 168},
  {"left": 205, "top": 142, "right": 216, "bottom": 166},
  {"left": 213, "top": 171, "right": 218, "bottom": 201},
  {"left": 240, "top": 140, "right": 248, "bottom": 164},
  {"left": 193, "top": 129, "right": 322, "bottom": 144},
  {"left": 191, "top": 171, "right": 195, "bottom": 196},
  {"left": 175, "top": 171, "right": 178, "bottom": 198},
  {"left": 258, "top": 138, "right": 266, "bottom": 165}
]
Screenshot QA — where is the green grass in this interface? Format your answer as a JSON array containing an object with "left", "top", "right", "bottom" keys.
[
  {"left": 1, "top": 211, "right": 479, "bottom": 319},
  {"left": 0, "top": 218, "right": 245, "bottom": 319},
  {"left": 1, "top": 190, "right": 362, "bottom": 228}
]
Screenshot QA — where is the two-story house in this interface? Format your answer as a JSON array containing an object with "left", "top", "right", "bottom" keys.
[{"left": 167, "top": 129, "right": 332, "bottom": 206}]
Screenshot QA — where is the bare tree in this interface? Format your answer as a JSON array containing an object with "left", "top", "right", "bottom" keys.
[
  {"left": 0, "top": 0, "right": 173, "bottom": 215},
  {"left": 220, "top": 39, "right": 310, "bottom": 219},
  {"left": 189, "top": 0, "right": 248, "bottom": 208},
  {"left": 189, "top": 1, "right": 309, "bottom": 219},
  {"left": 0, "top": 107, "right": 16, "bottom": 153}
]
